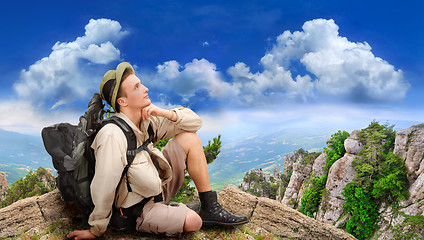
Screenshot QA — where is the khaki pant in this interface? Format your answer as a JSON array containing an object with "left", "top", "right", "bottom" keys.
[{"left": 136, "top": 138, "right": 189, "bottom": 236}]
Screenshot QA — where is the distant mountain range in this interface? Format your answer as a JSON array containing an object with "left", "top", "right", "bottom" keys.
[
  {"left": 0, "top": 118, "right": 420, "bottom": 188},
  {"left": 208, "top": 126, "right": 333, "bottom": 190},
  {"left": 0, "top": 125, "right": 332, "bottom": 188},
  {"left": 0, "top": 129, "right": 53, "bottom": 185},
  {"left": 207, "top": 118, "right": 422, "bottom": 190}
]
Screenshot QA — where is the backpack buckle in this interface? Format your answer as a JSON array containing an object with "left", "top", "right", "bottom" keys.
[{"left": 127, "top": 149, "right": 136, "bottom": 156}]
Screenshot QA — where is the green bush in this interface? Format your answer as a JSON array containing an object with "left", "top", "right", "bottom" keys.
[
  {"left": 371, "top": 152, "right": 409, "bottom": 203},
  {"left": 324, "top": 130, "right": 350, "bottom": 171},
  {"left": 343, "top": 183, "right": 379, "bottom": 239},
  {"left": 1, "top": 167, "right": 55, "bottom": 208},
  {"left": 299, "top": 175, "right": 327, "bottom": 217}
]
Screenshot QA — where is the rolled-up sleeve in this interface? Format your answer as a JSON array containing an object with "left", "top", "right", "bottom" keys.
[
  {"left": 150, "top": 107, "right": 202, "bottom": 141},
  {"left": 88, "top": 125, "right": 127, "bottom": 236}
]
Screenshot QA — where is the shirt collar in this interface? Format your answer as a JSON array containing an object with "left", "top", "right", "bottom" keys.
[{"left": 114, "top": 112, "right": 147, "bottom": 136}]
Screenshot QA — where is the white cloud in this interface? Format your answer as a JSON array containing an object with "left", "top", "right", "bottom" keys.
[
  {"left": 0, "top": 100, "right": 80, "bottom": 134},
  {"left": 153, "top": 58, "right": 236, "bottom": 101},
  {"left": 227, "top": 61, "right": 315, "bottom": 104},
  {"left": 1, "top": 18, "right": 127, "bottom": 135},
  {"left": 259, "top": 18, "right": 409, "bottom": 102},
  {"left": 14, "top": 18, "right": 127, "bottom": 107},
  {"left": 150, "top": 19, "right": 408, "bottom": 106}
]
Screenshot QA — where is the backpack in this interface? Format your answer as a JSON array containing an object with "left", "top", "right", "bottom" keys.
[{"left": 41, "top": 93, "right": 158, "bottom": 228}]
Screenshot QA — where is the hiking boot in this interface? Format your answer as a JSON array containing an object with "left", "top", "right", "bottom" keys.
[{"left": 198, "top": 190, "right": 249, "bottom": 226}]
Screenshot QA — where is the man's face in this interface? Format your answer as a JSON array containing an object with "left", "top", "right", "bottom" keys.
[{"left": 119, "top": 74, "right": 151, "bottom": 111}]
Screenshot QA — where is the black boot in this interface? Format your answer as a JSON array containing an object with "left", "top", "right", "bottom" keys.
[{"left": 198, "top": 191, "right": 249, "bottom": 226}]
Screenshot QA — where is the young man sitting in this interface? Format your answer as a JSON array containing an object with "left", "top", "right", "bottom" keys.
[{"left": 67, "top": 62, "right": 248, "bottom": 239}]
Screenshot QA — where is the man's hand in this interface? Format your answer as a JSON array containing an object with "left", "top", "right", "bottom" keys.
[
  {"left": 142, "top": 104, "right": 177, "bottom": 121},
  {"left": 67, "top": 230, "right": 96, "bottom": 240}
]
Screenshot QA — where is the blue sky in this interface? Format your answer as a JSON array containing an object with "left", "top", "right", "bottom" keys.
[{"left": 0, "top": 0, "right": 423, "bottom": 143}]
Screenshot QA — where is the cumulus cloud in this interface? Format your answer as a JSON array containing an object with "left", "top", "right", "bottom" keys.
[
  {"left": 13, "top": 18, "right": 127, "bottom": 108},
  {"left": 153, "top": 58, "right": 235, "bottom": 101},
  {"left": 251, "top": 18, "right": 409, "bottom": 103},
  {"left": 150, "top": 19, "right": 408, "bottom": 106},
  {"left": 2, "top": 18, "right": 127, "bottom": 134}
]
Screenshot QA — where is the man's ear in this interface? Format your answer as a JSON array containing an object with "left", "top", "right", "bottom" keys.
[{"left": 117, "top": 97, "right": 127, "bottom": 107}]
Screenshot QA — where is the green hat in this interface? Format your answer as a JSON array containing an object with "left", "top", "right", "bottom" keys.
[{"left": 100, "top": 62, "right": 135, "bottom": 111}]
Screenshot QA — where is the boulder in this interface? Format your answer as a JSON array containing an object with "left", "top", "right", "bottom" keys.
[{"left": 344, "top": 130, "right": 364, "bottom": 155}]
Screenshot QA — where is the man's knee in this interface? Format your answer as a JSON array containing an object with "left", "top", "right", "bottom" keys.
[
  {"left": 175, "top": 132, "right": 201, "bottom": 153},
  {"left": 183, "top": 209, "right": 202, "bottom": 232}
]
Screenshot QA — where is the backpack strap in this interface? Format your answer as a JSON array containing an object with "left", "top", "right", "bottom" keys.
[
  {"left": 127, "top": 125, "right": 162, "bottom": 179},
  {"left": 103, "top": 117, "right": 162, "bottom": 193}
]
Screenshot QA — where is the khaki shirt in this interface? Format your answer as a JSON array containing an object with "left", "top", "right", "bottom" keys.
[{"left": 88, "top": 108, "right": 202, "bottom": 236}]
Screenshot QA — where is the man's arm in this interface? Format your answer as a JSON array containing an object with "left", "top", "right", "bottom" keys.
[
  {"left": 141, "top": 103, "right": 177, "bottom": 121},
  {"left": 142, "top": 104, "right": 202, "bottom": 141},
  {"left": 67, "top": 125, "right": 127, "bottom": 238},
  {"left": 88, "top": 125, "right": 127, "bottom": 236}
]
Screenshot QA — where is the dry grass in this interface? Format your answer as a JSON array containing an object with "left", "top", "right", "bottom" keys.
[{"left": 12, "top": 220, "right": 284, "bottom": 240}]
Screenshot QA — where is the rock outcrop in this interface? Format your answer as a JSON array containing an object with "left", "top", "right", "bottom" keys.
[
  {"left": 0, "top": 171, "right": 7, "bottom": 202},
  {"left": 315, "top": 153, "right": 356, "bottom": 226},
  {"left": 0, "top": 189, "right": 79, "bottom": 239},
  {"left": 282, "top": 150, "right": 312, "bottom": 207},
  {"left": 240, "top": 167, "right": 282, "bottom": 200},
  {"left": 219, "top": 186, "right": 355, "bottom": 239},
  {"left": 277, "top": 124, "right": 424, "bottom": 239},
  {"left": 0, "top": 186, "right": 356, "bottom": 239},
  {"left": 314, "top": 131, "right": 360, "bottom": 226},
  {"left": 296, "top": 152, "right": 327, "bottom": 209},
  {"left": 310, "top": 152, "right": 327, "bottom": 179},
  {"left": 374, "top": 124, "right": 424, "bottom": 239},
  {"left": 283, "top": 153, "right": 294, "bottom": 176},
  {"left": 394, "top": 124, "right": 424, "bottom": 183}
]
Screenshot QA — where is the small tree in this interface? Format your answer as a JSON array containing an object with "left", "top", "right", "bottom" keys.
[
  {"left": 203, "top": 135, "right": 222, "bottom": 164},
  {"left": 155, "top": 134, "right": 222, "bottom": 203}
]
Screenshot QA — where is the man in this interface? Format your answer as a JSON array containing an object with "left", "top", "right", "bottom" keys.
[{"left": 67, "top": 62, "right": 248, "bottom": 239}]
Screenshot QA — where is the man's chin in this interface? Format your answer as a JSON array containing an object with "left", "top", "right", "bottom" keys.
[{"left": 143, "top": 100, "right": 152, "bottom": 108}]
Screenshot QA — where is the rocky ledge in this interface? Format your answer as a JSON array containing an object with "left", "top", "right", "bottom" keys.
[{"left": 0, "top": 186, "right": 355, "bottom": 239}]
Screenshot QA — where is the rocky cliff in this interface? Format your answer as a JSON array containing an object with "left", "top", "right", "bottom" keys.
[
  {"left": 240, "top": 167, "right": 282, "bottom": 200},
  {"left": 276, "top": 123, "right": 424, "bottom": 239},
  {"left": 0, "top": 171, "right": 7, "bottom": 202},
  {"left": 0, "top": 186, "right": 356, "bottom": 239},
  {"left": 375, "top": 124, "right": 424, "bottom": 239}
]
